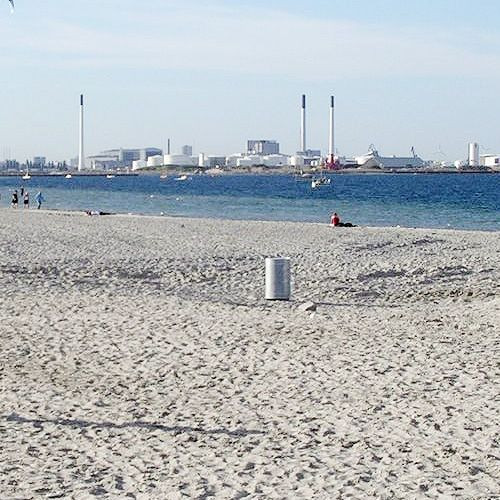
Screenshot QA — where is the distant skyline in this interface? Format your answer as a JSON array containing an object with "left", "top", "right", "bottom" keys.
[{"left": 1, "top": 0, "right": 500, "bottom": 162}]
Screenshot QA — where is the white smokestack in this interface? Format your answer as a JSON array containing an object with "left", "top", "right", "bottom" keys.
[
  {"left": 78, "top": 94, "right": 84, "bottom": 171},
  {"left": 301, "top": 94, "right": 306, "bottom": 153},
  {"left": 328, "top": 95, "right": 335, "bottom": 164}
]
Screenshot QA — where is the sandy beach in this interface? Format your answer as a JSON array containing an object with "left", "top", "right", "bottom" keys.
[{"left": 0, "top": 208, "right": 499, "bottom": 499}]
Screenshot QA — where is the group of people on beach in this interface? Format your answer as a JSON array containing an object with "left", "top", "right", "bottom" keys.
[{"left": 11, "top": 188, "right": 44, "bottom": 209}]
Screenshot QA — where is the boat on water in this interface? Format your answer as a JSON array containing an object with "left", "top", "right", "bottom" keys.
[
  {"left": 174, "top": 174, "right": 189, "bottom": 181},
  {"left": 106, "top": 174, "right": 115, "bottom": 179},
  {"left": 21, "top": 167, "right": 31, "bottom": 180},
  {"left": 160, "top": 174, "right": 168, "bottom": 179},
  {"left": 311, "top": 176, "right": 331, "bottom": 189},
  {"left": 65, "top": 174, "right": 72, "bottom": 179}
]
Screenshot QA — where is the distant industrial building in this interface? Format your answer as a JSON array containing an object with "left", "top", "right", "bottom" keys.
[
  {"left": 480, "top": 154, "right": 500, "bottom": 168},
  {"left": 207, "top": 156, "right": 227, "bottom": 168},
  {"left": 226, "top": 153, "right": 289, "bottom": 168},
  {"left": 247, "top": 140, "right": 280, "bottom": 155},
  {"left": 33, "top": 156, "right": 46, "bottom": 168},
  {"left": 302, "top": 149, "right": 321, "bottom": 158},
  {"left": 88, "top": 147, "right": 162, "bottom": 169},
  {"left": 355, "top": 146, "right": 426, "bottom": 169},
  {"left": 0, "top": 159, "right": 20, "bottom": 171},
  {"left": 182, "top": 145, "right": 193, "bottom": 156},
  {"left": 163, "top": 154, "right": 195, "bottom": 167}
]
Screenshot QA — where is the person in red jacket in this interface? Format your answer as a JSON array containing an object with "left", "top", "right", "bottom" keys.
[{"left": 331, "top": 212, "right": 356, "bottom": 227}]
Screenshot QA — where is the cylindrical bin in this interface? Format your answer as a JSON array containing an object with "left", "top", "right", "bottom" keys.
[{"left": 265, "top": 257, "right": 291, "bottom": 300}]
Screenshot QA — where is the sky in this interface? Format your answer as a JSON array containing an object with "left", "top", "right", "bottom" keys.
[{"left": 1, "top": 0, "right": 500, "bottom": 162}]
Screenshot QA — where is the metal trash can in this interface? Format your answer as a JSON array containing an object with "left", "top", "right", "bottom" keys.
[{"left": 265, "top": 257, "right": 291, "bottom": 300}]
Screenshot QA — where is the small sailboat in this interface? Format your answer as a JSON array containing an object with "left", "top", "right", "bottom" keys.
[
  {"left": 311, "top": 164, "right": 331, "bottom": 190},
  {"left": 22, "top": 167, "right": 31, "bottom": 180}
]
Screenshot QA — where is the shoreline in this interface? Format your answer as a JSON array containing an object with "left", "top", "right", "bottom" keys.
[{"left": 2, "top": 206, "right": 498, "bottom": 234}]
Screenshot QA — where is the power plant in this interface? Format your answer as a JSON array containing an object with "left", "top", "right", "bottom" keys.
[{"left": 4, "top": 90, "right": 500, "bottom": 174}]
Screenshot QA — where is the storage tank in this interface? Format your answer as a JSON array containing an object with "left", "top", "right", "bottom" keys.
[
  {"left": 132, "top": 159, "right": 147, "bottom": 171},
  {"left": 163, "top": 154, "right": 195, "bottom": 167},
  {"left": 147, "top": 155, "right": 164, "bottom": 167},
  {"left": 468, "top": 142, "right": 479, "bottom": 167}
]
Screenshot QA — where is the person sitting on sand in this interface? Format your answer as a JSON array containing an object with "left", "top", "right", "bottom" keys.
[{"left": 331, "top": 212, "right": 356, "bottom": 227}]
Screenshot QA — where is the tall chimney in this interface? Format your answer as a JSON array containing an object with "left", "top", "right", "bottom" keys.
[
  {"left": 328, "top": 95, "right": 335, "bottom": 164},
  {"left": 78, "top": 94, "right": 84, "bottom": 171},
  {"left": 301, "top": 94, "right": 306, "bottom": 153},
  {"left": 167, "top": 138, "right": 171, "bottom": 155}
]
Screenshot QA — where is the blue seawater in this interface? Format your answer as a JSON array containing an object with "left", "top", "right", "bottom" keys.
[{"left": 1, "top": 173, "right": 498, "bottom": 231}]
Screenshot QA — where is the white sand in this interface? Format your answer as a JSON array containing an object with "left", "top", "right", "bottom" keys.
[{"left": 1, "top": 208, "right": 499, "bottom": 499}]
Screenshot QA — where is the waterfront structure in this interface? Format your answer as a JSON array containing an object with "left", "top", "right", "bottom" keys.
[
  {"left": 355, "top": 146, "right": 426, "bottom": 169},
  {"left": 182, "top": 145, "right": 193, "bottom": 156},
  {"left": 226, "top": 153, "right": 289, "bottom": 168},
  {"left": 468, "top": 142, "right": 480, "bottom": 167},
  {"left": 132, "top": 159, "right": 147, "bottom": 170},
  {"left": 147, "top": 155, "right": 164, "bottom": 168},
  {"left": 163, "top": 154, "right": 195, "bottom": 167},
  {"left": 88, "top": 147, "right": 162, "bottom": 169},
  {"left": 207, "top": 156, "right": 227, "bottom": 168},
  {"left": 480, "top": 154, "right": 500, "bottom": 168},
  {"left": 247, "top": 140, "right": 280, "bottom": 155},
  {"left": 33, "top": 156, "right": 46, "bottom": 168}
]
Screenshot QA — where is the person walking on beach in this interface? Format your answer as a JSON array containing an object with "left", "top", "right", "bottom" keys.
[
  {"left": 11, "top": 190, "right": 18, "bottom": 208},
  {"left": 35, "top": 191, "right": 45, "bottom": 210},
  {"left": 23, "top": 191, "right": 29, "bottom": 209}
]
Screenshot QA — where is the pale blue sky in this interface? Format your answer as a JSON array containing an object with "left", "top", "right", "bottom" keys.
[{"left": 1, "top": 0, "right": 499, "bottom": 161}]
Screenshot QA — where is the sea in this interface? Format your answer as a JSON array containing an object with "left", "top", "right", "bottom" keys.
[{"left": 1, "top": 173, "right": 499, "bottom": 231}]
